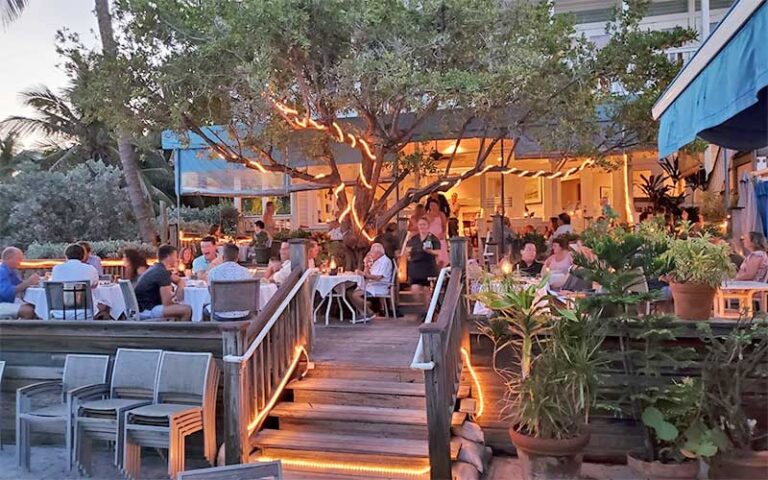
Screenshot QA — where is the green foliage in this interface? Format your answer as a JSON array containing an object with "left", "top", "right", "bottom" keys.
[
  {"left": 0, "top": 160, "right": 138, "bottom": 248},
  {"left": 26, "top": 240, "right": 155, "bottom": 260},
  {"left": 661, "top": 235, "right": 735, "bottom": 287},
  {"left": 171, "top": 203, "right": 239, "bottom": 235}
]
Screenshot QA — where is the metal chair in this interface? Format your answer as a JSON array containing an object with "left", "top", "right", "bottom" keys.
[
  {"left": 364, "top": 258, "right": 398, "bottom": 320},
  {"left": 122, "top": 351, "right": 219, "bottom": 480},
  {"left": 72, "top": 348, "right": 163, "bottom": 475},
  {"left": 178, "top": 461, "right": 283, "bottom": 479},
  {"left": 43, "top": 281, "right": 94, "bottom": 320},
  {"left": 0, "top": 360, "right": 5, "bottom": 450},
  {"left": 16, "top": 354, "right": 110, "bottom": 471},
  {"left": 118, "top": 280, "right": 141, "bottom": 321},
  {"left": 209, "top": 278, "right": 260, "bottom": 321}
]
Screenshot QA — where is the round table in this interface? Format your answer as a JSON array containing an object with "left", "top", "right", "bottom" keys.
[
  {"left": 24, "top": 283, "right": 126, "bottom": 320},
  {"left": 182, "top": 283, "right": 278, "bottom": 322},
  {"left": 312, "top": 274, "right": 364, "bottom": 325}
]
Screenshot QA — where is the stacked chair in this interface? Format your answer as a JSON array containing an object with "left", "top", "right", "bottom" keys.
[
  {"left": 16, "top": 354, "right": 111, "bottom": 471},
  {"left": 122, "top": 351, "right": 219, "bottom": 480},
  {"left": 72, "top": 348, "right": 163, "bottom": 475}
]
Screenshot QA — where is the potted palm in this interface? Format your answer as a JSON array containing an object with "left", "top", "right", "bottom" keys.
[
  {"left": 474, "top": 278, "right": 605, "bottom": 479},
  {"left": 661, "top": 235, "right": 734, "bottom": 321}
]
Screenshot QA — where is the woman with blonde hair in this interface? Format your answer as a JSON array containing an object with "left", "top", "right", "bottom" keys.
[{"left": 735, "top": 232, "right": 768, "bottom": 282}]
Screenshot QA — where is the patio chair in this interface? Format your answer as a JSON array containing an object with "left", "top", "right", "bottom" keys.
[
  {"left": 72, "top": 348, "right": 163, "bottom": 475},
  {"left": 364, "top": 258, "right": 398, "bottom": 320},
  {"left": 16, "top": 354, "right": 110, "bottom": 471},
  {"left": 178, "top": 461, "right": 282, "bottom": 479},
  {"left": 209, "top": 278, "right": 260, "bottom": 321},
  {"left": 0, "top": 360, "right": 5, "bottom": 450},
  {"left": 118, "top": 280, "right": 141, "bottom": 321},
  {"left": 122, "top": 351, "right": 219, "bottom": 480},
  {"left": 43, "top": 281, "right": 94, "bottom": 320}
]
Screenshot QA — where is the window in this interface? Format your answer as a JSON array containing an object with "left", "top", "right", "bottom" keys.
[{"left": 241, "top": 196, "right": 292, "bottom": 215}]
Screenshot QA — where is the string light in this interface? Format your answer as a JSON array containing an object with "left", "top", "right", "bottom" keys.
[
  {"left": 461, "top": 347, "right": 485, "bottom": 419},
  {"left": 358, "top": 165, "right": 373, "bottom": 189},
  {"left": 256, "top": 457, "right": 430, "bottom": 477},
  {"left": 248, "top": 345, "right": 307, "bottom": 432},
  {"left": 338, "top": 203, "right": 352, "bottom": 222},
  {"left": 333, "top": 183, "right": 345, "bottom": 197}
]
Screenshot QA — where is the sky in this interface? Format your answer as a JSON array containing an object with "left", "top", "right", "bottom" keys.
[{"left": 0, "top": 0, "right": 99, "bottom": 148}]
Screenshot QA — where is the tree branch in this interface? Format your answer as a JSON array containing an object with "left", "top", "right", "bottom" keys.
[{"left": 392, "top": 98, "right": 439, "bottom": 149}]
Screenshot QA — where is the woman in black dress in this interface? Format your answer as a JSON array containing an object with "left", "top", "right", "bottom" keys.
[{"left": 407, "top": 216, "right": 441, "bottom": 303}]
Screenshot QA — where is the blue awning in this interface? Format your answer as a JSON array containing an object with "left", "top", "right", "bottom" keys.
[{"left": 653, "top": 0, "right": 768, "bottom": 158}]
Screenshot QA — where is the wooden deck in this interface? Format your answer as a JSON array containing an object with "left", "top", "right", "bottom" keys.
[{"left": 312, "top": 315, "right": 423, "bottom": 368}]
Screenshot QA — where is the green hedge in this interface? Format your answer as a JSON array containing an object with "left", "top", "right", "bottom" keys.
[{"left": 26, "top": 240, "right": 156, "bottom": 260}]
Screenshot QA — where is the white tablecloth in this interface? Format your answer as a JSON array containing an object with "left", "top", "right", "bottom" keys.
[
  {"left": 24, "top": 284, "right": 126, "bottom": 320},
  {"left": 312, "top": 274, "right": 364, "bottom": 299},
  {"left": 182, "top": 283, "right": 278, "bottom": 322}
]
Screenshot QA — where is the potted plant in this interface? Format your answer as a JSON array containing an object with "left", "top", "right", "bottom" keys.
[
  {"left": 661, "top": 235, "right": 734, "bottom": 321},
  {"left": 699, "top": 317, "right": 768, "bottom": 479},
  {"left": 474, "top": 279, "right": 605, "bottom": 479},
  {"left": 249, "top": 228, "right": 271, "bottom": 265}
]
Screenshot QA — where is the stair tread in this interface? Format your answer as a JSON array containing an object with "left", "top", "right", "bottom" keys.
[
  {"left": 253, "top": 429, "right": 431, "bottom": 457},
  {"left": 288, "top": 378, "right": 425, "bottom": 396},
  {"left": 271, "top": 402, "right": 427, "bottom": 425}
]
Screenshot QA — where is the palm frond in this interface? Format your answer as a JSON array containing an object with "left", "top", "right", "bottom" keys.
[{"left": 1, "top": 0, "right": 27, "bottom": 26}]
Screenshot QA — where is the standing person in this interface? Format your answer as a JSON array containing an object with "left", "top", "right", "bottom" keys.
[
  {"left": 192, "top": 236, "right": 220, "bottom": 279},
  {"left": 0, "top": 247, "right": 37, "bottom": 319},
  {"left": 406, "top": 217, "right": 441, "bottom": 303},
  {"left": 734, "top": 232, "right": 768, "bottom": 281},
  {"left": 251, "top": 220, "right": 270, "bottom": 246},
  {"left": 209, "top": 224, "right": 222, "bottom": 241},
  {"left": 425, "top": 199, "right": 449, "bottom": 267},
  {"left": 449, "top": 193, "right": 461, "bottom": 237},
  {"left": 408, "top": 204, "right": 426, "bottom": 234},
  {"left": 123, "top": 248, "right": 148, "bottom": 285},
  {"left": 263, "top": 201, "right": 277, "bottom": 236},
  {"left": 133, "top": 244, "right": 192, "bottom": 321},
  {"left": 78, "top": 241, "right": 104, "bottom": 276}
]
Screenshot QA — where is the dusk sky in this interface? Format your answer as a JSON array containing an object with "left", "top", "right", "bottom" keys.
[{"left": 0, "top": 0, "right": 98, "bottom": 147}]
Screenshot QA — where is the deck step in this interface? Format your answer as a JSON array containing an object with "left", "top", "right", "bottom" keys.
[
  {"left": 308, "top": 361, "right": 424, "bottom": 383},
  {"left": 270, "top": 402, "right": 428, "bottom": 439},
  {"left": 288, "top": 378, "right": 425, "bottom": 409}
]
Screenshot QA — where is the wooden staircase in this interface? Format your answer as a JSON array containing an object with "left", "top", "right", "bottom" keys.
[{"left": 250, "top": 361, "right": 451, "bottom": 479}]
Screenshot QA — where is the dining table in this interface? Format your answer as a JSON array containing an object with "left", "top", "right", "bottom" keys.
[
  {"left": 182, "top": 281, "right": 278, "bottom": 322},
  {"left": 312, "top": 273, "right": 365, "bottom": 325},
  {"left": 23, "top": 282, "right": 126, "bottom": 320},
  {"left": 714, "top": 280, "right": 768, "bottom": 318}
]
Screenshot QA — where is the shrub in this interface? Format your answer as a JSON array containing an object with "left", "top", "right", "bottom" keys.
[
  {"left": 170, "top": 203, "right": 239, "bottom": 235},
  {"left": 25, "top": 240, "right": 156, "bottom": 259}
]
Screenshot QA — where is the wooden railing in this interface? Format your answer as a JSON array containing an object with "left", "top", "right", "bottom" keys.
[
  {"left": 221, "top": 239, "right": 313, "bottom": 465},
  {"left": 412, "top": 238, "right": 469, "bottom": 480}
]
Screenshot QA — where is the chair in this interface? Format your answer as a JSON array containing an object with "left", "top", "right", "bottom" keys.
[
  {"left": 178, "top": 461, "right": 283, "bottom": 480},
  {"left": 118, "top": 280, "right": 141, "bottom": 321},
  {"left": 364, "top": 258, "right": 398, "bottom": 320},
  {"left": 0, "top": 360, "right": 5, "bottom": 450},
  {"left": 73, "top": 348, "right": 163, "bottom": 475},
  {"left": 209, "top": 278, "right": 260, "bottom": 321},
  {"left": 122, "top": 351, "right": 219, "bottom": 480},
  {"left": 16, "top": 354, "right": 110, "bottom": 471},
  {"left": 43, "top": 281, "right": 94, "bottom": 320}
]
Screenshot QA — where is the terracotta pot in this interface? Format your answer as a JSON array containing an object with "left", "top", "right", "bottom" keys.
[
  {"left": 509, "top": 428, "right": 590, "bottom": 480},
  {"left": 670, "top": 282, "right": 716, "bottom": 321},
  {"left": 709, "top": 450, "right": 768, "bottom": 479},
  {"left": 626, "top": 451, "right": 698, "bottom": 480}
]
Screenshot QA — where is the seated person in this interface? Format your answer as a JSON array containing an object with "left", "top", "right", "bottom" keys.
[
  {"left": 544, "top": 237, "right": 573, "bottom": 289},
  {"left": 52, "top": 244, "right": 99, "bottom": 287},
  {"left": 192, "top": 236, "right": 221, "bottom": 280},
  {"left": 206, "top": 243, "right": 254, "bottom": 320},
  {"left": 266, "top": 242, "right": 291, "bottom": 285},
  {"left": 78, "top": 241, "right": 104, "bottom": 276},
  {"left": 348, "top": 243, "right": 394, "bottom": 320},
  {"left": 134, "top": 245, "right": 192, "bottom": 321},
  {"left": 0, "top": 247, "right": 37, "bottom": 319},
  {"left": 734, "top": 232, "right": 768, "bottom": 282},
  {"left": 307, "top": 240, "right": 321, "bottom": 269},
  {"left": 251, "top": 220, "right": 270, "bottom": 247},
  {"left": 516, "top": 242, "right": 543, "bottom": 276}
]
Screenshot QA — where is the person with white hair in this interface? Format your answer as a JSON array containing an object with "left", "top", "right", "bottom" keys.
[
  {"left": 0, "top": 247, "right": 38, "bottom": 319},
  {"left": 348, "top": 243, "right": 394, "bottom": 321}
]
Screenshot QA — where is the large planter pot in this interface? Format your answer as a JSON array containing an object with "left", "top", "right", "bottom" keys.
[
  {"left": 509, "top": 428, "right": 590, "bottom": 480},
  {"left": 252, "top": 246, "right": 271, "bottom": 265},
  {"left": 709, "top": 450, "right": 768, "bottom": 479},
  {"left": 626, "top": 451, "right": 698, "bottom": 480},
  {"left": 670, "top": 282, "right": 716, "bottom": 321}
]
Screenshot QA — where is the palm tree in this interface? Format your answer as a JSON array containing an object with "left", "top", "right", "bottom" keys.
[
  {"left": 0, "top": 133, "right": 18, "bottom": 177},
  {"left": 1, "top": 0, "right": 26, "bottom": 26}
]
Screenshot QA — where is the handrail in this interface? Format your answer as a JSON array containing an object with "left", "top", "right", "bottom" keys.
[
  {"left": 223, "top": 268, "right": 313, "bottom": 364},
  {"left": 410, "top": 267, "right": 451, "bottom": 370}
]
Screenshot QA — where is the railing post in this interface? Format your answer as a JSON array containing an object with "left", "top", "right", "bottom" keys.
[
  {"left": 449, "top": 237, "right": 467, "bottom": 270},
  {"left": 223, "top": 361, "right": 246, "bottom": 465},
  {"left": 420, "top": 325, "right": 452, "bottom": 480},
  {"left": 289, "top": 240, "right": 313, "bottom": 351},
  {"left": 450, "top": 238, "right": 470, "bottom": 352}
]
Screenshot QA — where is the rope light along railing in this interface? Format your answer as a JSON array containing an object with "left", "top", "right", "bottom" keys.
[{"left": 410, "top": 266, "right": 451, "bottom": 370}]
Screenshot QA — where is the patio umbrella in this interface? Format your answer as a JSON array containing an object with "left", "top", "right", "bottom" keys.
[
  {"left": 754, "top": 178, "right": 768, "bottom": 236},
  {"left": 741, "top": 172, "right": 764, "bottom": 236}
]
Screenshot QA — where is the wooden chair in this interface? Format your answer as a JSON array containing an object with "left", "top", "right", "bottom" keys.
[
  {"left": 16, "top": 354, "right": 110, "bottom": 471},
  {"left": 118, "top": 280, "right": 141, "bottom": 321},
  {"left": 364, "top": 258, "right": 398, "bottom": 319},
  {"left": 0, "top": 360, "right": 5, "bottom": 450},
  {"left": 122, "top": 351, "right": 219, "bottom": 480},
  {"left": 209, "top": 278, "right": 260, "bottom": 321},
  {"left": 43, "top": 281, "right": 94, "bottom": 320},
  {"left": 72, "top": 348, "right": 163, "bottom": 475},
  {"left": 178, "top": 461, "right": 283, "bottom": 479}
]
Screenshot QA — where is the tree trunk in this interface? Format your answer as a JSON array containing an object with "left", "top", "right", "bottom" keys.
[{"left": 94, "top": 0, "right": 158, "bottom": 244}]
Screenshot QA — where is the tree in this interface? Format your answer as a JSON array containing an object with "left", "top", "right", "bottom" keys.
[
  {"left": 0, "top": 0, "right": 26, "bottom": 27},
  {"left": 100, "top": 0, "right": 693, "bottom": 257}
]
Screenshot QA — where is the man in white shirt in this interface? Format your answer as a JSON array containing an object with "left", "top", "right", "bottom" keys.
[
  {"left": 348, "top": 243, "right": 393, "bottom": 321},
  {"left": 206, "top": 243, "right": 254, "bottom": 320},
  {"left": 266, "top": 242, "right": 291, "bottom": 285},
  {"left": 51, "top": 244, "right": 99, "bottom": 287}
]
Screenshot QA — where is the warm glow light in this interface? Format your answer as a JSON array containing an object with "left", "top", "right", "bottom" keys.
[
  {"left": 338, "top": 203, "right": 352, "bottom": 222},
  {"left": 362, "top": 229, "right": 375, "bottom": 242},
  {"left": 504, "top": 168, "right": 518, "bottom": 174},
  {"left": 332, "top": 122, "right": 345, "bottom": 142},
  {"left": 517, "top": 170, "right": 529, "bottom": 177},
  {"left": 248, "top": 160, "right": 267, "bottom": 173},
  {"left": 622, "top": 153, "right": 634, "bottom": 224},
  {"left": 358, "top": 138, "right": 376, "bottom": 160},
  {"left": 256, "top": 457, "right": 431, "bottom": 477},
  {"left": 347, "top": 133, "right": 357, "bottom": 148},
  {"left": 461, "top": 347, "right": 485, "bottom": 418},
  {"left": 329, "top": 258, "right": 337, "bottom": 270},
  {"left": 248, "top": 345, "right": 307, "bottom": 432},
  {"left": 333, "top": 183, "right": 345, "bottom": 197},
  {"left": 313, "top": 173, "right": 328, "bottom": 180},
  {"left": 500, "top": 260, "right": 513, "bottom": 275},
  {"left": 308, "top": 118, "right": 327, "bottom": 131},
  {"left": 20, "top": 259, "right": 156, "bottom": 269},
  {"left": 480, "top": 164, "right": 494, "bottom": 174},
  {"left": 441, "top": 142, "right": 465, "bottom": 155},
  {"left": 359, "top": 165, "right": 373, "bottom": 189},
  {"left": 351, "top": 198, "right": 364, "bottom": 230}
]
